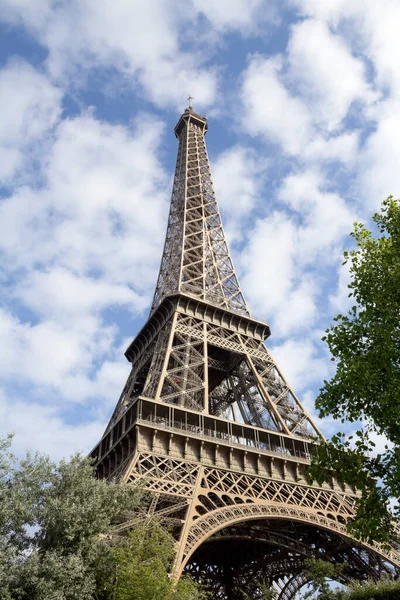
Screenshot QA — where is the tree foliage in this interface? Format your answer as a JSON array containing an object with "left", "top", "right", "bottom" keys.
[
  {"left": 300, "top": 559, "right": 345, "bottom": 600},
  {"left": 308, "top": 197, "right": 400, "bottom": 542},
  {"left": 337, "top": 579, "right": 400, "bottom": 600},
  {"left": 299, "top": 560, "right": 400, "bottom": 600},
  {"left": 0, "top": 435, "right": 207, "bottom": 600},
  {"left": 98, "top": 523, "right": 208, "bottom": 600}
]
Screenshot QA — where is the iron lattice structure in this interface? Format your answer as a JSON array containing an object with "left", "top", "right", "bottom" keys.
[{"left": 91, "top": 108, "right": 400, "bottom": 598}]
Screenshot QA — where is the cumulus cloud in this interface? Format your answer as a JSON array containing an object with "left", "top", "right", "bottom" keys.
[
  {"left": 0, "top": 112, "right": 168, "bottom": 285},
  {"left": 241, "top": 55, "right": 312, "bottom": 155},
  {"left": 286, "top": 18, "right": 376, "bottom": 132},
  {"left": 0, "top": 389, "right": 104, "bottom": 460},
  {"left": 193, "top": 0, "right": 278, "bottom": 34},
  {"left": 239, "top": 170, "right": 355, "bottom": 336},
  {"left": 239, "top": 211, "right": 318, "bottom": 335},
  {"left": 290, "top": 0, "right": 400, "bottom": 94},
  {"left": 15, "top": 268, "right": 147, "bottom": 320},
  {"left": 0, "top": 0, "right": 218, "bottom": 108},
  {"left": 288, "top": 0, "right": 400, "bottom": 206},
  {"left": 357, "top": 105, "right": 400, "bottom": 207},
  {"left": 237, "top": 1, "right": 397, "bottom": 356},
  {"left": 0, "top": 58, "right": 62, "bottom": 180},
  {"left": 0, "top": 308, "right": 114, "bottom": 390},
  {"left": 212, "top": 145, "right": 269, "bottom": 242},
  {"left": 240, "top": 36, "right": 372, "bottom": 163},
  {"left": 278, "top": 170, "right": 357, "bottom": 262},
  {"left": 0, "top": 85, "right": 169, "bottom": 413},
  {"left": 269, "top": 337, "right": 329, "bottom": 393}
]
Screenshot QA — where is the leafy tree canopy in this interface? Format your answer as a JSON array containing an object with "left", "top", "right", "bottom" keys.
[
  {"left": 308, "top": 197, "right": 400, "bottom": 542},
  {"left": 299, "top": 560, "right": 400, "bottom": 600},
  {"left": 337, "top": 579, "right": 400, "bottom": 600},
  {"left": 99, "top": 523, "right": 208, "bottom": 600},
  {"left": 0, "top": 435, "right": 207, "bottom": 600}
]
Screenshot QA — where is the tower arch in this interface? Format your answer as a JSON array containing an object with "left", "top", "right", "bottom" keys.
[
  {"left": 180, "top": 502, "right": 400, "bottom": 575},
  {"left": 182, "top": 505, "right": 398, "bottom": 599}
]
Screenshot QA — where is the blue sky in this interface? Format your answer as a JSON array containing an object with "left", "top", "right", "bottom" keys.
[{"left": 0, "top": 0, "right": 399, "bottom": 460}]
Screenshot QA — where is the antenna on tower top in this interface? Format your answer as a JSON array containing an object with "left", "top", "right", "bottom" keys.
[{"left": 187, "top": 95, "right": 194, "bottom": 110}]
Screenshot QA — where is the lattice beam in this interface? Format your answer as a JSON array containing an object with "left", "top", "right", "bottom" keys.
[{"left": 151, "top": 109, "right": 249, "bottom": 316}]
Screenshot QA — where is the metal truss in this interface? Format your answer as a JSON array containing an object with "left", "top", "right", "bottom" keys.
[
  {"left": 91, "top": 106, "right": 400, "bottom": 598},
  {"left": 124, "top": 453, "right": 400, "bottom": 570},
  {"left": 118, "top": 451, "right": 399, "bottom": 599},
  {"left": 107, "top": 309, "right": 322, "bottom": 439},
  {"left": 151, "top": 109, "right": 248, "bottom": 316}
]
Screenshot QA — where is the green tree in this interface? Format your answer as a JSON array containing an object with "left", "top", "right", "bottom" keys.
[
  {"left": 308, "top": 197, "right": 400, "bottom": 542},
  {"left": 300, "top": 559, "right": 345, "bottom": 600},
  {"left": 339, "top": 579, "right": 400, "bottom": 600},
  {"left": 99, "top": 522, "right": 208, "bottom": 600},
  {"left": 0, "top": 435, "right": 206, "bottom": 600},
  {"left": 298, "top": 560, "right": 400, "bottom": 600}
]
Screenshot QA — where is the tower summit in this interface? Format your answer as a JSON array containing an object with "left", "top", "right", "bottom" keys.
[
  {"left": 151, "top": 104, "right": 249, "bottom": 318},
  {"left": 90, "top": 107, "right": 400, "bottom": 598}
]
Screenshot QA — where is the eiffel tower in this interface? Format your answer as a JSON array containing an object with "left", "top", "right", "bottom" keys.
[{"left": 90, "top": 105, "right": 400, "bottom": 598}]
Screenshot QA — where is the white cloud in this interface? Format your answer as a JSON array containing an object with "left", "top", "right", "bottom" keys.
[
  {"left": 289, "top": 0, "right": 351, "bottom": 22},
  {"left": 0, "top": 92, "right": 169, "bottom": 405},
  {"left": 291, "top": 0, "right": 400, "bottom": 93},
  {"left": 278, "top": 170, "right": 357, "bottom": 262},
  {"left": 287, "top": 18, "right": 375, "bottom": 132},
  {"left": 357, "top": 103, "right": 400, "bottom": 207},
  {"left": 241, "top": 55, "right": 312, "bottom": 155},
  {"left": 240, "top": 11, "right": 383, "bottom": 168},
  {"left": 0, "top": 304, "right": 133, "bottom": 409},
  {"left": 270, "top": 337, "right": 329, "bottom": 392},
  {"left": 212, "top": 145, "right": 268, "bottom": 241},
  {"left": 237, "top": 21, "right": 368, "bottom": 344},
  {"left": 240, "top": 53, "right": 363, "bottom": 164},
  {"left": 0, "top": 112, "right": 168, "bottom": 289},
  {"left": 279, "top": 276, "right": 318, "bottom": 333},
  {"left": 0, "top": 0, "right": 218, "bottom": 108},
  {"left": 58, "top": 355, "right": 131, "bottom": 407},
  {"left": 368, "top": 429, "right": 393, "bottom": 456},
  {"left": 304, "top": 131, "right": 359, "bottom": 165},
  {"left": 0, "top": 58, "right": 62, "bottom": 179},
  {"left": 15, "top": 267, "right": 147, "bottom": 320},
  {"left": 287, "top": 1, "right": 400, "bottom": 208},
  {"left": 0, "top": 0, "right": 54, "bottom": 31},
  {"left": 239, "top": 170, "right": 355, "bottom": 336},
  {"left": 239, "top": 212, "right": 318, "bottom": 335},
  {"left": 240, "top": 212, "right": 296, "bottom": 315},
  {"left": 0, "top": 389, "right": 104, "bottom": 460},
  {"left": 193, "top": 0, "right": 277, "bottom": 33},
  {"left": 0, "top": 308, "right": 114, "bottom": 390},
  {"left": 357, "top": 1, "right": 400, "bottom": 94}
]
